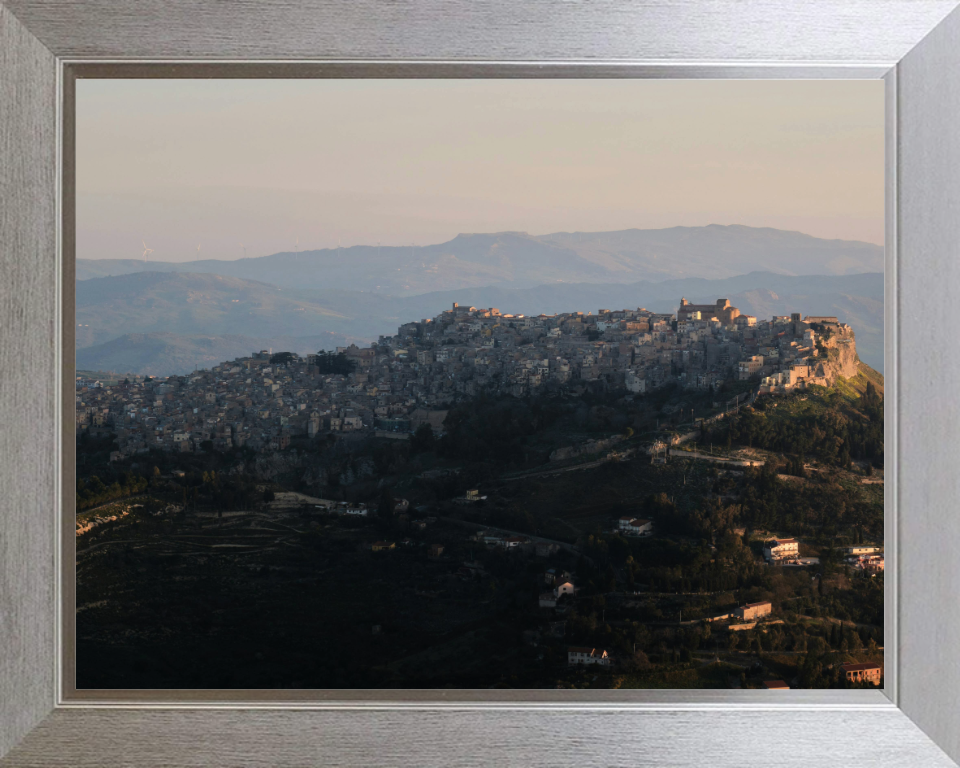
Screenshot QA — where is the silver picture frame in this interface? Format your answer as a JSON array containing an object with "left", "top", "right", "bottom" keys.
[{"left": 2, "top": 1, "right": 959, "bottom": 765}]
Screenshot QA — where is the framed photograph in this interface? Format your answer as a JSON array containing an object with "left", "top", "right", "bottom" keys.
[{"left": 2, "top": 1, "right": 959, "bottom": 766}]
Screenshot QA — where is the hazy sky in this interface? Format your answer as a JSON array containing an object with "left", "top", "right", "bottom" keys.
[{"left": 77, "top": 79, "right": 884, "bottom": 262}]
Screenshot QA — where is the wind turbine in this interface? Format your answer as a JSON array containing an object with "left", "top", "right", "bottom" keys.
[
  {"left": 294, "top": 237, "right": 299, "bottom": 253},
  {"left": 141, "top": 240, "right": 154, "bottom": 263},
  {"left": 196, "top": 243, "right": 201, "bottom": 257},
  {"left": 239, "top": 242, "right": 246, "bottom": 258}
]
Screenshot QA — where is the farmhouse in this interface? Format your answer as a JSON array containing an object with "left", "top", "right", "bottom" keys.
[
  {"left": 734, "top": 601, "right": 772, "bottom": 621},
  {"left": 618, "top": 517, "right": 653, "bottom": 537}
]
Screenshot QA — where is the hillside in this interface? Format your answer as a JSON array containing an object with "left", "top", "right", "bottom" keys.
[
  {"left": 852, "top": 361, "right": 885, "bottom": 396},
  {"left": 76, "top": 348, "right": 885, "bottom": 690},
  {"left": 76, "top": 225, "right": 884, "bottom": 294},
  {"left": 76, "top": 414, "right": 885, "bottom": 690},
  {"left": 707, "top": 369, "right": 885, "bottom": 472}
]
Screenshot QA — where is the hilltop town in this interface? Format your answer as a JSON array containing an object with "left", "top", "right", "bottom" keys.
[
  {"left": 75, "top": 297, "right": 883, "bottom": 691},
  {"left": 76, "top": 298, "right": 859, "bottom": 459}
]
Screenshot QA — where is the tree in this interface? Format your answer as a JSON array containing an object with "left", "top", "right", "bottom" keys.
[
  {"left": 848, "top": 628, "right": 863, "bottom": 652},
  {"left": 315, "top": 351, "right": 355, "bottom": 374},
  {"left": 378, "top": 487, "right": 395, "bottom": 519},
  {"left": 270, "top": 351, "right": 298, "bottom": 366},
  {"left": 410, "top": 423, "right": 436, "bottom": 453}
]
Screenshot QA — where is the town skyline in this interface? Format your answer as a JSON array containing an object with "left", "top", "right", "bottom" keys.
[{"left": 77, "top": 295, "right": 865, "bottom": 456}]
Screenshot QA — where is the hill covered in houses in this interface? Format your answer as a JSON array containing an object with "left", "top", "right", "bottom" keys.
[{"left": 75, "top": 295, "right": 884, "bottom": 690}]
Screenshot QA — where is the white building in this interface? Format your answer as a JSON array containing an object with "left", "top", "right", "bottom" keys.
[
  {"left": 764, "top": 538, "right": 799, "bottom": 561},
  {"left": 624, "top": 370, "right": 647, "bottom": 393},
  {"left": 619, "top": 517, "right": 653, "bottom": 537},
  {"left": 845, "top": 545, "right": 882, "bottom": 556}
]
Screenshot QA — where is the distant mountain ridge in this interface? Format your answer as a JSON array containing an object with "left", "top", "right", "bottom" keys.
[{"left": 77, "top": 224, "right": 883, "bottom": 295}]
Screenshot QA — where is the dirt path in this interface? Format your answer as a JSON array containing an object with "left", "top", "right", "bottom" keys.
[{"left": 669, "top": 449, "right": 763, "bottom": 467}]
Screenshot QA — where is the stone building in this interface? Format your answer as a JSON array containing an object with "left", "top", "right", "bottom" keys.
[
  {"left": 677, "top": 297, "right": 741, "bottom": 325},
  {"left": 734, "top": 601, "right": 772, "bottom": 621}
]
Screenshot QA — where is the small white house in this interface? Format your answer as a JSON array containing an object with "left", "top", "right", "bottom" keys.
[
  {"left": 554, "top": 581, "right": 576, "bottom": 598},
  {"left": 340, "top": 503, "right": 368, "bottom": 517},
  {"left": 619, "top": 518, "right": 653, "bottom": 537}
]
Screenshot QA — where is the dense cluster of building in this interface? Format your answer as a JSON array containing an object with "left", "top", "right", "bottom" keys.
[{"left": 75, "top": 298, "right": 856, "bottom": 459}]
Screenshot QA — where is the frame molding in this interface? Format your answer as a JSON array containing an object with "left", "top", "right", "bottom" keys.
[
  {"left": 0, "top": 2, "right": 57, "bottom": 759},
  {"left": 2, "top": 1, "right": 960, "bottom": 765},
  {"left": 3, "top": 0, "right": 959, "bottom": 61}
]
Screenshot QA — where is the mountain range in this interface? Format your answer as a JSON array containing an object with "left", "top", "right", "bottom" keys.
[{"left": 77, "top": 225, "right": 883, "bottom": 295}]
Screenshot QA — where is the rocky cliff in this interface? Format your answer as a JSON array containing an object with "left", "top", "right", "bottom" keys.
[{"left": 812, "top": 324, "right": 859, "bottom": 384}]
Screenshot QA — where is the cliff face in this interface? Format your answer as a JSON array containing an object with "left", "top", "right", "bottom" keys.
[{"left": 813, "top": 325, "right": 859, "bottom": 383}]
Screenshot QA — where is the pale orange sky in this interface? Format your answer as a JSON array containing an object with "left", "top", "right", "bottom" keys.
[{"left": 77, "top": 79, "right": 884, "bottom": 262}]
